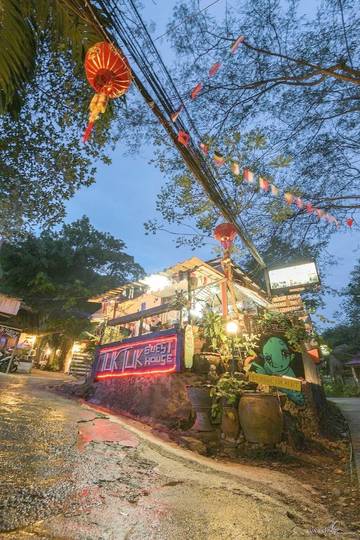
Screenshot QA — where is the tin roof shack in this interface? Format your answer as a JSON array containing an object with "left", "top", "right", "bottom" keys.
[{"left": 87, "top": 257, "right": 271, "bottom": 427}]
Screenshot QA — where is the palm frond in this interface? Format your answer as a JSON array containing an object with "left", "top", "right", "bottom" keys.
[{"left": 0, "top": 0, "right": 103, "bottom": 114}]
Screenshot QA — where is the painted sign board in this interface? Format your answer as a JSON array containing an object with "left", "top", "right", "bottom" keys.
[
  {"left": 268, "top": 261, "right": 319, "bottom": 293},
  {"left": 95, "top": 328, "right": 182, "bottom": 381},
  {"left": 248, "top": 371, "right": 302, "bottom": 392}
]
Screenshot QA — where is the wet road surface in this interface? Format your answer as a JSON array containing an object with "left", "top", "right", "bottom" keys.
[{"left": 0, "top": 373, "right": 355, "bottom": 539}]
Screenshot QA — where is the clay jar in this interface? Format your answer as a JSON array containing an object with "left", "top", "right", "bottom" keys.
[{"left": 238, "top": 393, "right": 283, "bottom": 445}]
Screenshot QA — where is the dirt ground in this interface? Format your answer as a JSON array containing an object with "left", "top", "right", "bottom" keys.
[{"left": 0, "top": 372, "right": 359, "bottom": 539}]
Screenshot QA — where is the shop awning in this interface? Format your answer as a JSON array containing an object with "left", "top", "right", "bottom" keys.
[{"left": 108, "top": 302, "right": 179, "bottom": 326}]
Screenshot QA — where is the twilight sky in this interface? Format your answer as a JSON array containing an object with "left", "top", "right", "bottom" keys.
[{"left": 65, "top": 0, "right": 360, "bottom": 328}]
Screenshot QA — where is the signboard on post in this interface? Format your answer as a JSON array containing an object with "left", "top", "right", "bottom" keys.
[
  {"left": 95, "top": 328, "right": 182, "bottom": 381},
  {"left": 248, "top": 371, "right": 302, "bottom": 392},
  {"left": 267, "top": 260, "right": 320, "bottom": 293}
]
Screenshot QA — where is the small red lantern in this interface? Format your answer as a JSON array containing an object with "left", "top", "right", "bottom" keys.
[
  {"left": 346, "top": 217, "right": 354, "bottom": 228},
  {"left": 83, "top": 42, "right": 132, "bottom": 142},
  {"left": 214, "top": 223, "right": 238, "bottom": 250}
]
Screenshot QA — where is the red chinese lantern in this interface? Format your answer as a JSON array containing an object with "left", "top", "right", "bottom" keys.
[
  {"left": 214, "top": 223, "right": 238, "bottom": 250},
  {"left": 83, "top": 42, "right": 132, "bottom": 142}
]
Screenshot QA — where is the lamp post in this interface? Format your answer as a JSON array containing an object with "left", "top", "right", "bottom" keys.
[{"left": 226, "top": 319, "right": 239, "bottom": 375}]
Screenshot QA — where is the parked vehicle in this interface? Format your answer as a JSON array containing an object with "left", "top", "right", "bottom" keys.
[{"left": 0, "top": 351, "right": 19, "bottom": 373}]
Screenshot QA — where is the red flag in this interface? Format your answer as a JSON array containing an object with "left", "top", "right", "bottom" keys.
[
  {"left": 178, "top": 130, "right": 190, "bottom": 147},
  {"left": 259, "top": 177, "right": 270, "bottom": 191},
  {"left": 209, "top": 62, "right": 222, "bottom": 77},
  {"left": 306, "top": 202, "right": 314, "bottom": 213},
  {"left": 346, "top": 217, "right": 354, "bottom": 227},
  {"left": 243, "top": 168, "right": 254, "bottom": 183},
  {"left": 231, "top": 35, "right": 245, "bottom": 54},
  {"left": 190, "top": 82, "right": 203, "bottom": 100},
  {"left": 171, "top": 105, "right": 183, "bottom": 122}
]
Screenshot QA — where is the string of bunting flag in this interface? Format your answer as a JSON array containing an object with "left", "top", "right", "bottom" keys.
[{"left": 171, "top": 34, "right": 354, "bottom": 229}]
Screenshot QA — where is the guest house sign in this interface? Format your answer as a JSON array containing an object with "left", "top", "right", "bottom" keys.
[{"left": 95, "top": 329, "right": 182, "bottom": 380}]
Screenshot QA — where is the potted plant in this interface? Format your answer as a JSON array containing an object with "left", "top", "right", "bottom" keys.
[
  {"left": 211, "top": 373, "right": 254, "bottom": 443},
  {"left": 195, "top": 311, "right": 229, "bottom": 374}
]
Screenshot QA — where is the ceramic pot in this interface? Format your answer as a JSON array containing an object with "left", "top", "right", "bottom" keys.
[
  {"left": 187, "top": 385, "right": 214, "bottom": 431},
  {"left": 221, "top": 398, "right": 240, "bottom": 443},
  {"left": 238, "top": 393, "right": 283, "bottom": 445}
]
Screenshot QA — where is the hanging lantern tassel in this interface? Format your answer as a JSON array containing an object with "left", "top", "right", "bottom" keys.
[
  {"left": 83, "top": 93, "right": 109, "bottom": 142},
  {"left": 83, "top": 41, "right": 132, "bottom": 143}
]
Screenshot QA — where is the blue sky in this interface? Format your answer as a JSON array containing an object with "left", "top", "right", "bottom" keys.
[{"left": 65, "top": 0, "right": 360, "bottom": 327}]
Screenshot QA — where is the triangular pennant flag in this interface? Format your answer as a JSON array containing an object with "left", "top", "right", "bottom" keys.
[
  {"left": 243, "top": 168, "right": 254, "bottom": 183},
  {"left": 213, "top": 151, "right": 225, "bottom": 166},
  {"left": 231, "top": 35, "right": 245, "bottom": 54},
  {"left": 306, "top": 202, "right": 314, "bottom": 213},
  {"left": 231, "top": 161, "right": 240, "bottom": 175},
  {"left": 315, "top": 208, "right": 325, "bottom": 218},
  {"left": 271, "top": 184, "right": 279, "bottom": 197},
  {"left": 178, "top": 130, "right": 190, "bottom": 147},
  {"left": 199, "top": 142, "right": 209, "bottom": 155},
  {"left": 284, "top": 192, "right": 294, "bottom": 205},
  {"left": 259, "top": 177, "right": 270, "bottom": 191},
  {"left": 171, "top": 105, "right": 183, "bottom": 122},
  {"left": 209, "top": 62, "right": 222, "bottom": 77},
  {"left": 190, "top": 82, "right": 203, "bottom": 100},
  {"left": 295, "top": 197, "right": 304, "bottom": 209}
]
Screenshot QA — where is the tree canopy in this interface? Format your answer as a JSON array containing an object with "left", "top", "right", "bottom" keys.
[
  {"left": 0, "top": 1, "right": 124, "bottom": 238},
  {"left": 116, "top": 0, "right": 360, "bottom": 263},
  {"left": 0, "top": 216, "right": 143, "bottom": 346}
]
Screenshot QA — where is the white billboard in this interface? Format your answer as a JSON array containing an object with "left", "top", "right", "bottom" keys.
[{"left": 268, "top": 262, "right": 319, "bottom": 291}]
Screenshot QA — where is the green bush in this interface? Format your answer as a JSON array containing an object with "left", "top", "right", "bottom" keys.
[{"left": 324, "top": 381, "right": 360, "bottom": 397}]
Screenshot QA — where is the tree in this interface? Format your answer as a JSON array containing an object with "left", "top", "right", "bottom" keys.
[
  {"left": 0, "top": 1, "right": 124, "bottom": 238},
  {"left": 322, "top": 254, "right": 360, "bottom": 351},
  {"left": 0, "top": 216, "right": 144, "bottom": 368},
  {"left": 116, "top": 0, "right": 360, "bottom": 259}
]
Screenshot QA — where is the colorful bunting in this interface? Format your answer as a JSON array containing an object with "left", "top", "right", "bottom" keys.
[
  {"left": 199, "top": 142, "right": 209, "bottom": 155},
  {"left": 231, "top": 35, "right": 245, "bottom": 54},
  {"left": 259, "top": 177, "right": 270, "bottom": 191},
  {"left": 209, "top": 62, "right": 222, "bottom": 77},
  {"left": 190, "top": 82, "right": 203, "bottom": 100},
  {"left": 306, "top": 202, "right": 314, "bottom": 214},
  {"left": 243, "top": 168, "right": 254, "bottom": 183},
  {"left": 231, "top": 161, "right": 240, "bottom": 175},
  {"left": 171, "top": 105, "right": 183, "bottom": 122},
  {"left": 295, "top": 197, "right": 303, "bottom": 209},
  {"left": 213, "top": 151, "right": 225, "bottom": 166},
  {"left": 284, "top": 192, "right": 294, "bottom": 205},
  {"left": 178, "top": 130, "right": 190, "bottom": 147},
  {"left": 271, "top": 185, "right": 279, "bottom": 197}
]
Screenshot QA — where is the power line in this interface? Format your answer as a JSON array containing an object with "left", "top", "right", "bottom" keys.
[{"left": 72, "top": 0, "right": 267, "bottom": 271}]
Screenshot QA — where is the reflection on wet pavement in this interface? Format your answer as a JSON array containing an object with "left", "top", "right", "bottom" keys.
[{"left": 0, "top": 375, "right": 82, "bottom": 532}]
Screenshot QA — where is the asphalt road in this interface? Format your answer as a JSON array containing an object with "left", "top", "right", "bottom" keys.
[{"left": 0, "top": 373, "right": 354, "bottom": 539}]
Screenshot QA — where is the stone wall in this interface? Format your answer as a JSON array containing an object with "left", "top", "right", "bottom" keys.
[{"left": 88, "top": 372, "right": 205, "bottom": 429}]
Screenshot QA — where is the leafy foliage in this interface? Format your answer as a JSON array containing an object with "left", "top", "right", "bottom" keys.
[
  {"left": 0, "top": 0, "right": 101, "bottom": 113},
  {"left": 119, "top": 0, "right": 360, "bottom": 261},
  {"left": 0, "top": 217, "right": 144, "bottom": 360},
  {"left": 254, "top": 311, "right": 310, "bottom": 351}
]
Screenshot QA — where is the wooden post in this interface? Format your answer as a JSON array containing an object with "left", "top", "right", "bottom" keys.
[
  {"left": 187, "top": 270, "right": 192, "bottom": 324},
  {"left": 221, "top": 280, "right": 228, "bottom": 317}
]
